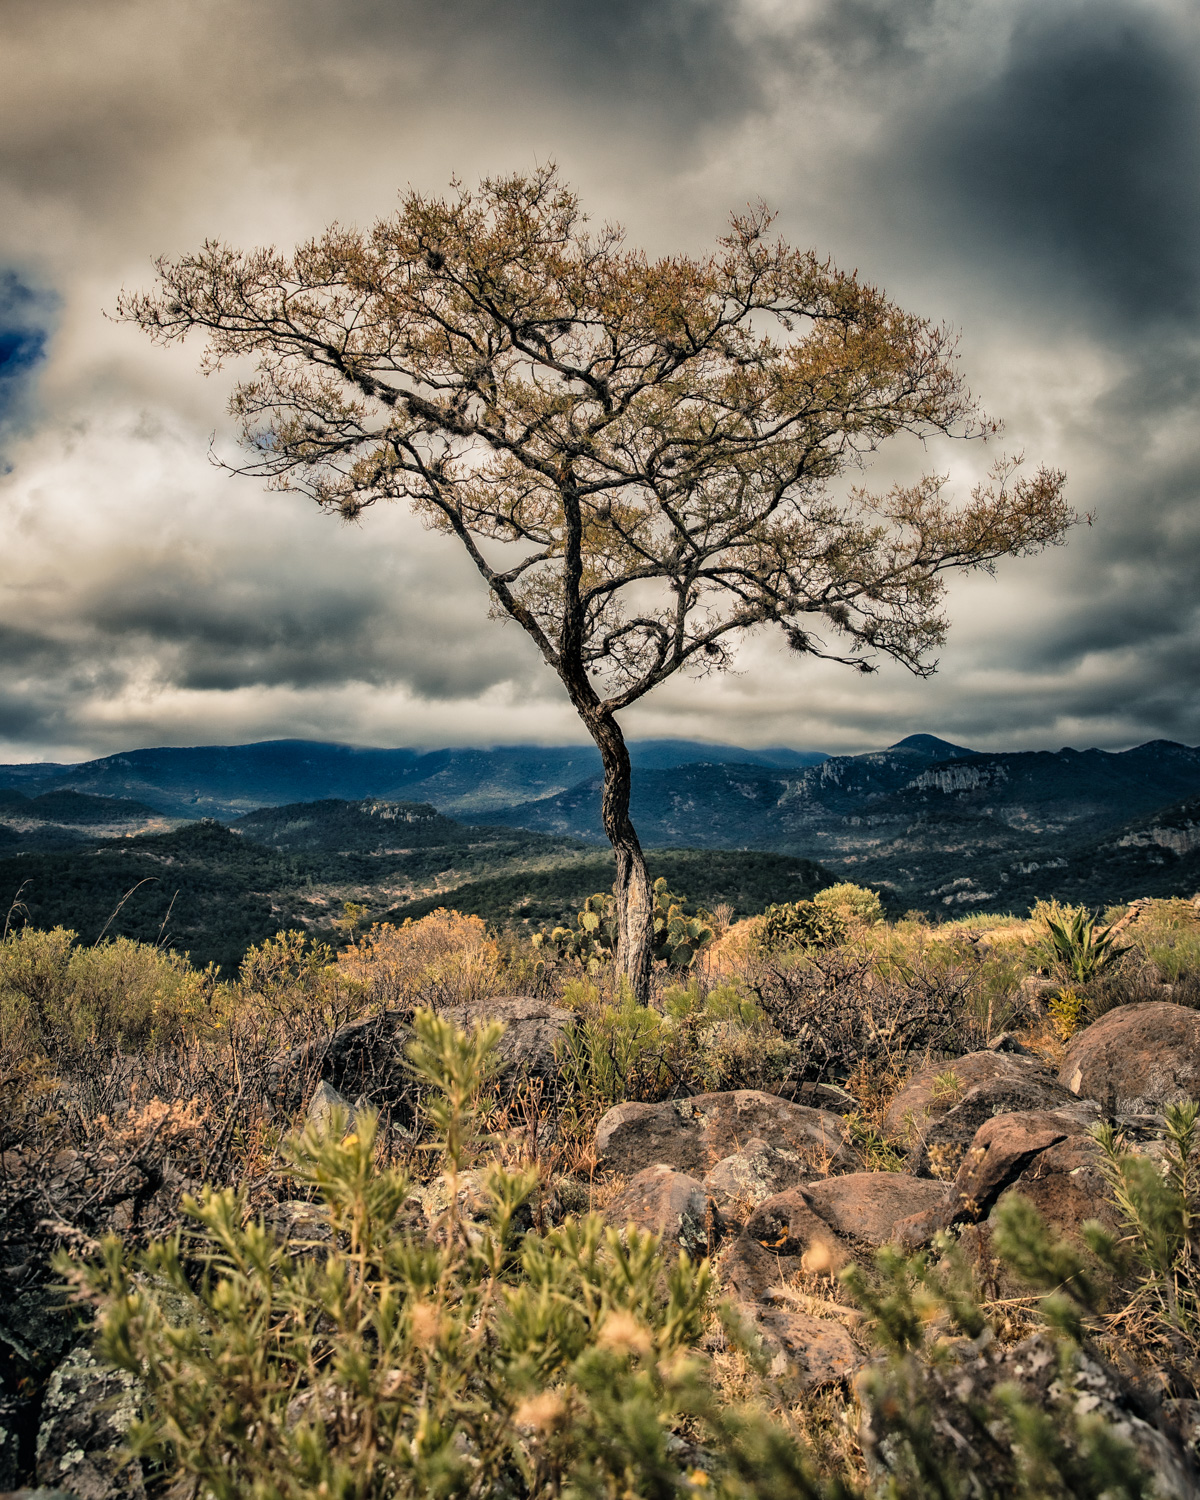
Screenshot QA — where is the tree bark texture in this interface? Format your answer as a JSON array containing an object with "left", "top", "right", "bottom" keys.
[{"left": 587, "top": 712, "right": 653, "bottom": 1003}]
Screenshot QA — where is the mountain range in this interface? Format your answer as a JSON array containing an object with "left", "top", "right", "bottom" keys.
[
  {"left": 0, "top": 738, "right": 825, "bottom": 820},
  {"left": 1, "top": 732, "right": 1199, "bottom": 930}
]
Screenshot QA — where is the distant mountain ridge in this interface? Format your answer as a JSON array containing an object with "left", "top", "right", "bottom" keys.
[
  {"left": 0, "top": 738, "right": 827, "bottom": 820},
  {"left": 3, "top": 732, "right": 1200, "bottom": 915}
]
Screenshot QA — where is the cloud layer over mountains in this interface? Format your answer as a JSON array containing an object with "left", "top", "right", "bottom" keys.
[{"left": 2, "top": 0, "right": 1198, "bottom": 760}]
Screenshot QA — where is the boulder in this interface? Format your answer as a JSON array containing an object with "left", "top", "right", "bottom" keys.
[
  {"left": 802, "top": 1173, "right": 952, "bottom": 1248},
  {"left": 858, "top": 1330, "right": 1198, "bottom": 1499},
  {"left": 595, "top": 1091, "right": 852, "bottom": 1180},
  {"left": 881, "top": 1050, "right": 1059, "bottom": 1149},
  {"left": 908, "top": 1074, "right": 1093, "bottom": 1179},
  {"left": 719, "top": 1234, "right": 861, "bottom": 1387},
  {"left": 702, "top": 1139, "right": 808, "bottom": 1221},
  {"left": 941, "top": 1109, "right": 1121, "bottom": 1289},
  {"left": 601, "top": 1165, "right": 713, "bottom": 1258},
  {"left": 743, "top": 1186, "right": 847, "bottom": 1274},
  {"left": 35, "top": 1345, "right": 145, "bottom": 1499},
  {"left": 271, "top": 996, "right": 571, "bottom": 1117},
  {"left": 1059, "top": 1002, "right": 1200, "bottom": 1113},
  {"left": 271, "top": 1009, "right": 412, "bottom": 1114},
  {"left": 949, "top": 1109, "right": 1101, "bottom": 1226},
  {"left": 437, "top": 996, "right": 572, "bottom": 1083},
  {"left": 307, "top": 1079, "right": 355, "bottom": 1131}
]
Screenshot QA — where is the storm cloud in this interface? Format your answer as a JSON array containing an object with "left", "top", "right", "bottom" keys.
[{"left": 1, "top": 0, "right": 1199, "bottom": 760}]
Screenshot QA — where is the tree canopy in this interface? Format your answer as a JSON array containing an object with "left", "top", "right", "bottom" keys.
[{"left": 120, "top": 166, "right": 1073, "bottom": 996}]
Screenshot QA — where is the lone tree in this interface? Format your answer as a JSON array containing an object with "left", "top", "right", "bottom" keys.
[{"left": 120, "top": 167, "right": 1072, "bottom": 1001}]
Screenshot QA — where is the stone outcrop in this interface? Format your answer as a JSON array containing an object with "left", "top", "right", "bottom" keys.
[
  {"left": 595, "top": 1090, "right": 852, "bottom": 1180},
  {"left": 1059, "top": 1002, "right": 1200, "bottom": 1113},
  {"left": 601, "top": 1166, "right": 712, "bottom": 1258}
]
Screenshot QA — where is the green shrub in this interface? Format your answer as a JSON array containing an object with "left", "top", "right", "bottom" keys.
[
  {"left": 813, "top": 882, "right": 884, "bottom": 929},
  {"left": 1036, "top": 905, "right": 1129, "bottom": 986},
  {"left": 0, "top": 926, "right": 214, "bottom": 1060},
  {"left": 1093, "top": 1100, "right": 1200, "bottom": 1339},
  {"left": 554, "top": 985, "right": 670, "bottom": 1115},
  {"left": 752, "top": 900, "right": 847, "bottom": 955}
]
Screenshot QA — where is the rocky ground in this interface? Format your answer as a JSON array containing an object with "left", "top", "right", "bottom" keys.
[{"left": 5, "top": 904, "right": 1200, "bottom": 1496}]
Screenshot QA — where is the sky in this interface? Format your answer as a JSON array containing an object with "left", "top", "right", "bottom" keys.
[{"left": 1, "top": 0, "right": 1199, "bottom": 763}]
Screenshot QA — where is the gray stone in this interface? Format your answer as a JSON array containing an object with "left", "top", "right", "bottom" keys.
[
  {"left": 702, "top": 1138, "right": 808, "bottom": 1221},
  {"left": 859, "top": 1331, "right": 1198, "bottom": 1499},
  {"left": 602, "top": 1166, "right": 714, "bottom": 1258},
  {"left": 307, "top": 1079, "right": 355, "bottom": 1131},
  {"left": 908, "top": 1074, "right": 1089, "bottom": 1179},
  {"left": 437, "top": 996, "right": 572, "bottom": 1083},
  {"left": 35, "top": 1345, "right": 145, "bottom": 1499},
  {"left": 596, "top": 1090, "right": 852, "bottom": 1180}
]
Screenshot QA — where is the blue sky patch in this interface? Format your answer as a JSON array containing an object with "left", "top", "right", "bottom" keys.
[{"left": 0, "top": 271, "right": 56, "bottom": 431}]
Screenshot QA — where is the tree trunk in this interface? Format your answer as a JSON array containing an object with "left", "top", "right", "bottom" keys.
[{"left": 586, "top": 711, "right": 653, "bottom": 1004}]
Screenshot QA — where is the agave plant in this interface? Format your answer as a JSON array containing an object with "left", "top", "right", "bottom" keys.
[{"left": 1043, "top": 906, "right": 1130, "bottom": 986}]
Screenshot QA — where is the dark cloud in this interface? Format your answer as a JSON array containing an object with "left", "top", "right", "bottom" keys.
[
  {"left": 1, "top": 0, "right": 1200, "bottom": 757},
  {"left": 918, "top": 3, "right": 1200, "bottom": 324}
]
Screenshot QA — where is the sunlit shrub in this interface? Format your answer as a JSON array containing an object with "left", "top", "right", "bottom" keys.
[
  {"left": 337, "top": 908, "right": 503, "bottom": 1010},
  {"left": 752, "top": 900, "right": 847, "bottom": 955},
  {"left": 0, "top": 927, "right": 214, "bottom": 1060},
  {"left": 813, "top": 881, "right": 885, "bottom": 929}
]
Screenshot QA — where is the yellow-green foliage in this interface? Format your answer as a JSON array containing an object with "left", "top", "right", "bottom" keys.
[
  {"left": 70, "top": 1012, "right": 1157, "bottom": 1500},
  {"left": 74, "top": 1012, "right": 726, "bottom": 1500},
  {"left": 752, "top": 899, "right": 847, "bottom": 955},
  {"left": 555, "top": 985, "right": 670, "bottom": 1113},
  {"left": 542, "top": 879, "right": 714, "bottom": 972},
  {"left": 0, "top": 926, "right": 213, "bottom": 1059},
  {"left": 813, "top": 882, "right": 884, "bottom": 929},
  {"left": 337, "top": 909, "right": 503, "bottom": 1009}
]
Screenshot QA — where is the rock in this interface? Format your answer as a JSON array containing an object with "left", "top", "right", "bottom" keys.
[
  {"left": 942, "top": 1109, "right": 1121, "bottom": 1290},
  {"left": 719, "top": 1235, "right": 862, "bottom": 1386},
  {"left": 1018, "top": 975, "right": 1058, "bottom": 1010},
  {"left": 0, "top": 1490, "right": 78, "bottom": 1499},
  {"left": 909, "top": 1074, "right": 1092, "bottom": 1179},
  {"left": 702, "top": 1139, "right": 808, "bottom": 1221},
  {"left": 802, "top": 1173, "right": 952, "bottom": 1247},
  {"left": 987, "top": 1031, "right": 1035, "bottom": 1055},
  {"left": 743, "top": 1186, "right": 847, "bottom": 1274},
  {"left": 271, "top": 1009, "right": 412, "bottom": 1114},
  {"left": 949, "top": 1109, "right": 1099, "bottom": 1226},
  {"left": 0, "top": 1394, "right": 25, "bottom": 1491},
  {"left": 858, "top": 1330, "right": 1198, "bottom": 1499},
  {"left": 786, "top": 1081, "right": 858, "bottom": 1115},
  {"left": 601, "top": 1166, "right": 713, "bottom": 1258},
  {"left": 1059, "top": 1002, "right": 1200, "bottom": 1113},
  {"left": 307, "top": 1079, "right": 355, "bottom": 1131},
  {"left": 595, "top": 1090, "right": 852, "bottom": 1180},
  {"left": 881, "top": 1050, "right": 1059, "bottom": 1149},
  {"left": 35, "top": 1345, "right": 145, "bottom": 1499},
  {"left": 420, "top": 1168, "right": 494, "bottom": 1226},
  {"left": 437, "top": 996, "right": 572, "bottom": 1084}
]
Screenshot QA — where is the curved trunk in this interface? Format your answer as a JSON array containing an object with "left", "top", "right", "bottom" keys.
[{"left": 587, "top": 712, "right": 653, "bottom": 1004}]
